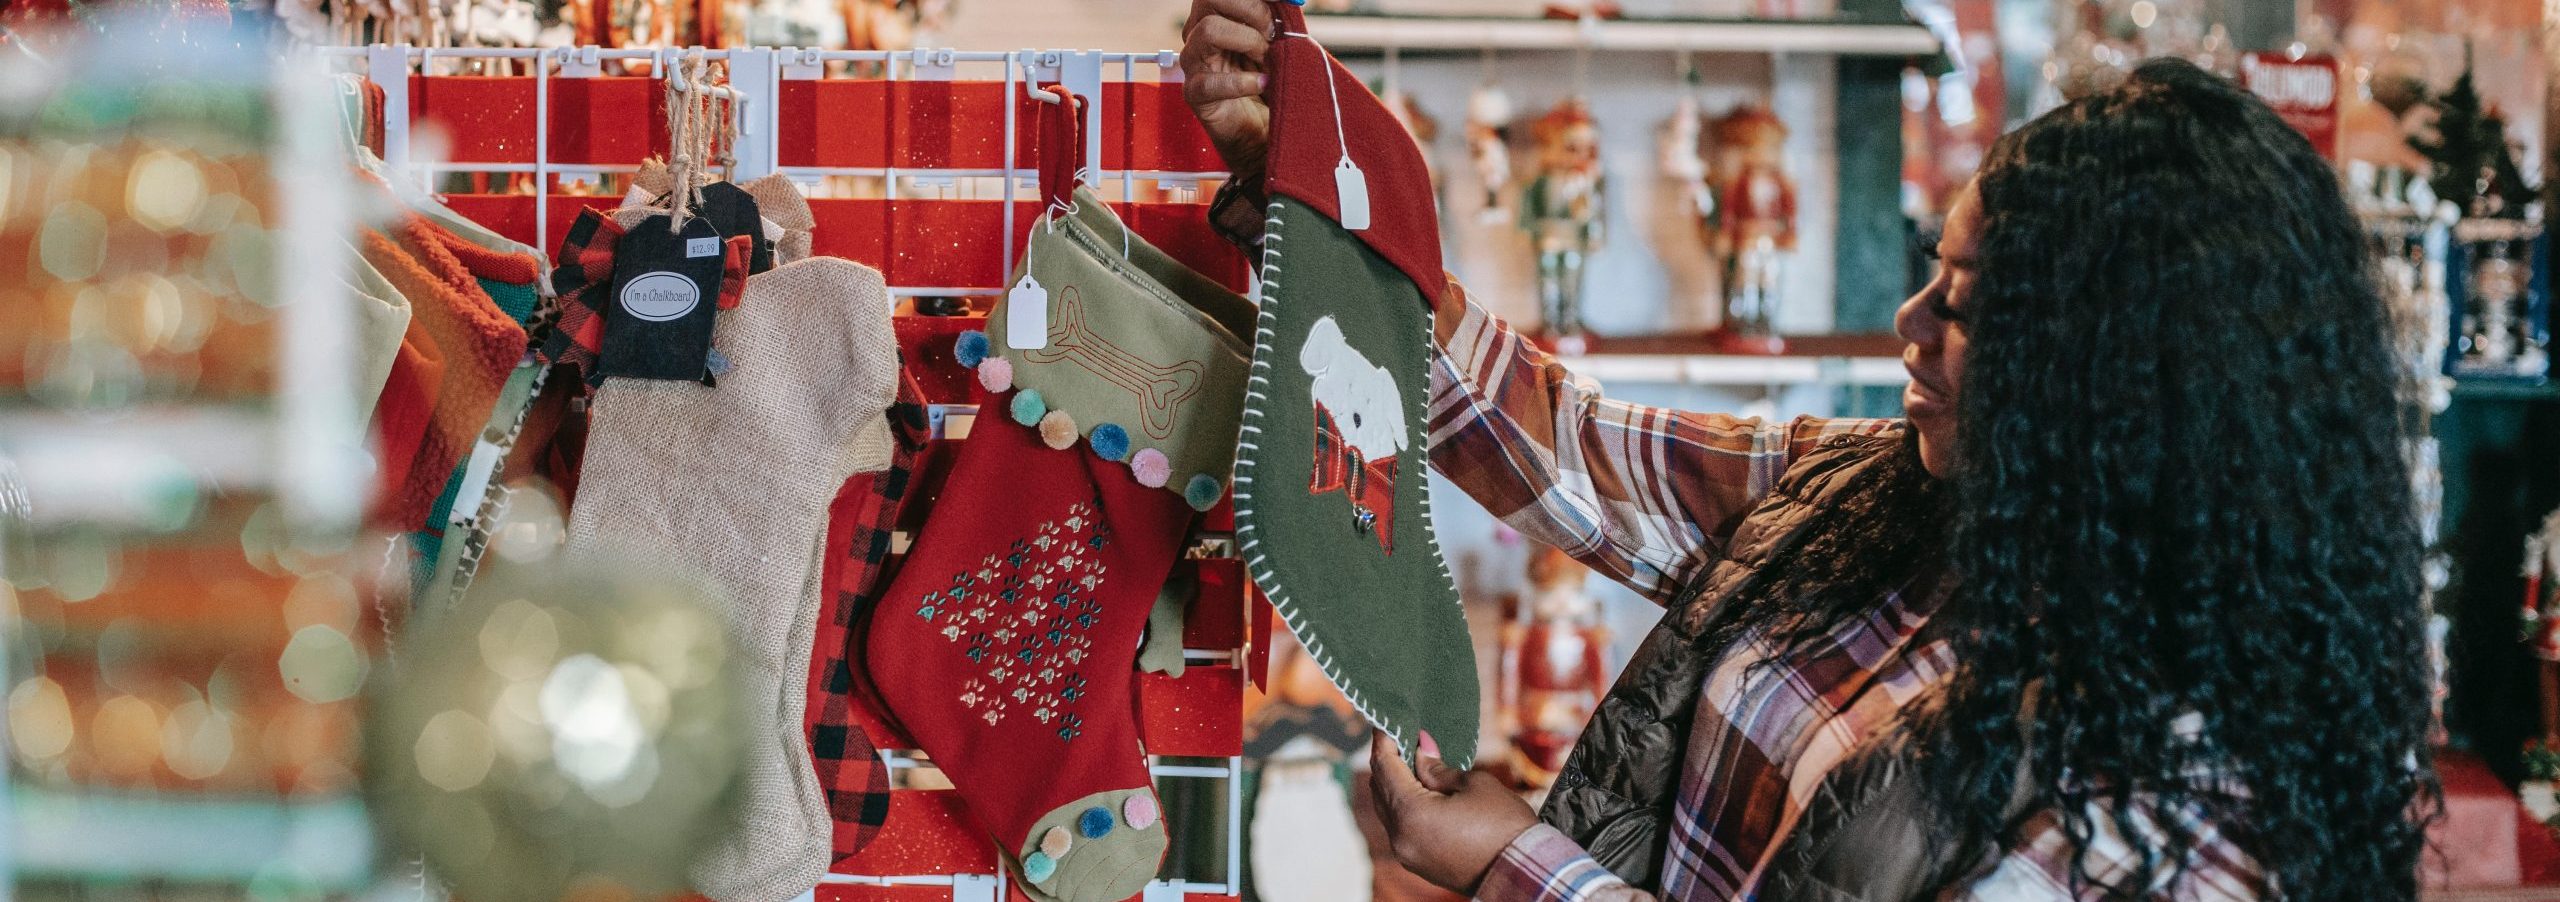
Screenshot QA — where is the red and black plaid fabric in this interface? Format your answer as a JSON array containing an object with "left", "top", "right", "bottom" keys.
[
  {"left": 1307, "top": 404, "right": 1400, "bottom": 553},
  {"left": 806, "top": 370, "right": 933, "bottom": 863},
  {"left": 541, "top": 207, "right": 624, "bottom": 385}
]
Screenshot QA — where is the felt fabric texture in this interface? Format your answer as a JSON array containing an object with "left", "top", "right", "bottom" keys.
[
  {"left": 866, "top": 392, "right": 1186, "bottom": 902},
  {"left": 370, "top": 310, "right": 447, "bottom": 522},
  {"left": 1263, "top": 3, "right": 1445, "bottom": 312},
  {"left": 565, "top": 255, "right": 898, "bottom": 902},
  {"left": 359, "top": 223, "right": 526, "bottom": 530},
  {"left": 405, "top": 221, "right": 549, "bottom": 600},
  {"left": 412, "top": 361, "right": 548, "bottom": 609},
  {"left": 984, "top": 188, "right": 1253, "bottom": 509},
  {"left": 1235, "top": 14, "right": 1479, "bottom": 768},
  {"left": 343, "top": 248, "right": 416, "bottom": 429},
  {"left": 806, "top": 372, "right": 932, "bottom": 864}
]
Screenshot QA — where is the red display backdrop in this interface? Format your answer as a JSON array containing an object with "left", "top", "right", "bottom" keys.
[{"left": 375, "top": 48, "right": 1265, "bottom": 902}]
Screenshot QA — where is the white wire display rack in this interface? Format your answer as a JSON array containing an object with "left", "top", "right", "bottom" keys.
[{"left": 316, "top": 43, "right": 1255, "bottom": 902}]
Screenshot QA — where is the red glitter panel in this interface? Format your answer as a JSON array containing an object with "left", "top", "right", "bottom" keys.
[
  {"left": 891, "top": 81, "right": 1030, "bottom": 170},
  {"left": 1110, "top": 82, "right": 1225, "bottom": 174},
  {"left": 833, "top": 789, "right": 1000, "bottom": 875},
  {"left": 807, "top": 198, "right": 893, "bottom": 272},
  {"left": 1139, "top": 666, "right": 1245, "bottom": 758},
  {"left": 544, "top": 77, "right": 668, "bottom": 165},
  {"left": 412, "top": 76, "right": 537, "bottom": 164},
  {"left": 777, "top": 80, "right": 893, "bottom": 169}
]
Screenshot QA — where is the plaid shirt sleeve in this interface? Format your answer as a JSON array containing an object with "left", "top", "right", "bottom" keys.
[
  {"left": 1952, "top": 799, "right": 2266, "bottom": 900},
  {"left": 1475, "top": 824, "right": 1657, "bottom": 902},
  {"left": 1425, "top": 275, "right": 1900, "bottom": 605}
]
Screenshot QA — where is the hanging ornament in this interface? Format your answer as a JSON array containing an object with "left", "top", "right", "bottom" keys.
[{"left": 365, "top": 558, "right": 748, "bottom": 902}]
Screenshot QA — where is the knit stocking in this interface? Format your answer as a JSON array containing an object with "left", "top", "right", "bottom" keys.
[
  {"left": 564, "top": 255, "right": 897, "bottom": 902},
  {"left": 865, "top": 387, "right": 1191, "bottom": 902}
]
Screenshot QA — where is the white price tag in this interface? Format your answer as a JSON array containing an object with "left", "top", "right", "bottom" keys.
[
  {"left": 685, "top": 236, "right": 720, "bottom": 258},
  {"left": 1334, "top": 155, "right": 1371, "bottom": 231},
  {"left": 1006, "top": 273, "right": 1051, "bottom": 350}
]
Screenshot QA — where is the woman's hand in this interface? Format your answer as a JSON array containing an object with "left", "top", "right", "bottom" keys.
[
  {"left": 1367, "top": 732, "right": 1542, "bottom": 895},
  {"left": 1180, "top": 0, "right": 1276, "bottom": 180}
]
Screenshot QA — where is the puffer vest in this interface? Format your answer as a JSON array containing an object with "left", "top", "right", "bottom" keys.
[{"left": 1538, "top": 429, "right": 1965, "bottom": 900}]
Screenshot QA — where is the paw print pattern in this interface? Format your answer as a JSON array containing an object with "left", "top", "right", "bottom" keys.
[{"left": 915, "top": 502, "right": 1113, "bottom": 741}]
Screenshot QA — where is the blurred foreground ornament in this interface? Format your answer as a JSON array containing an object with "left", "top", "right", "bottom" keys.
[{"left": 367, "top": 558, "right": 745, "bottom": 902}]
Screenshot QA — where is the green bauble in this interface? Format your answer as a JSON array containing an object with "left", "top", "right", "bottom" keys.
[{"left": 365, "top": 558, "right": 746, "bottom": 902}]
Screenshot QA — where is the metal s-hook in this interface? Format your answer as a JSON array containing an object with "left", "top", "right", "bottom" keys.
[{"left": 1023, "top": 57, "right": 1064, "bottom": 104}]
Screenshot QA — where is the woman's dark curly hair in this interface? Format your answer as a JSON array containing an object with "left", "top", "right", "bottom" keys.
[{"left": 1720, "top": 58, "right": 2437, "bottom": 898}]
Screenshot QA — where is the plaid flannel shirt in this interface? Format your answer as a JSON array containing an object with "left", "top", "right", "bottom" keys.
[{"left": 1424, "top": 279, "right": 2263, "bottom": 901}]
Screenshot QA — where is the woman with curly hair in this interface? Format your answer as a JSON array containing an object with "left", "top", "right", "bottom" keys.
[{"left": 1182, "top": 2, "right": 2437, "bottom": 898}]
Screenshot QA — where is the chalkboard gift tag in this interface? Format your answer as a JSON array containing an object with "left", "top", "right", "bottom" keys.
[
  {"left": 598, "top": 214, "right": 728, "bottom": 383},
  {"left": 696, "top": 181, "right": 774, "bottom": 275}
]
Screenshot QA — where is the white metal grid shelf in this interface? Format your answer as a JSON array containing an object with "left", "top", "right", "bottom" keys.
[{"left": 321, "top": 43, "right": 1251, "bottom": 902}]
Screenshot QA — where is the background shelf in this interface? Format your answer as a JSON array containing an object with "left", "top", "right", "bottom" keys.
[{"left": 1304, "top": 13, "right": 1941, "bottom": 56}]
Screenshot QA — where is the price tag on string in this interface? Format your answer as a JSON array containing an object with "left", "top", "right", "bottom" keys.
[
  {"left": 1007, "top": 272, "right": 1051, "bottom": 350},
  {"left": 1334, "top": 155, "right": 1370, "bottom": 230}
]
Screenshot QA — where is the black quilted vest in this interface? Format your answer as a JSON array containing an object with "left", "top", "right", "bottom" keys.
[{"left": 1537, "top": 430, "right": 1961, "bottom": 899}]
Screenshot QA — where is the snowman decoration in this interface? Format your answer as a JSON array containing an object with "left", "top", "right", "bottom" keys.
[{"left": 1301, "top": 316, "right": 1408, "bottom": 553}]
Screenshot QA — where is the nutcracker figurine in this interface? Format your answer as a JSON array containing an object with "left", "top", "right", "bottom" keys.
[
  {"left": 1707, "top": 104, "right": 1796, "bottom": 348},
  {"left": 1658, "top": 87, "right": 1717, "bottom": 332},
  {"left": 1496, "top": 544, "right": 1611, "bottom": 793},
  {"left": 1466, "top": 83, "right": 1514, "bottom": 225},
  {"left": 1519, "top": 99, "right": 1606, "bottom": 341}
]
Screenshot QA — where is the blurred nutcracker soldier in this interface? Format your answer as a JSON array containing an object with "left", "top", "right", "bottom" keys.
[
  {"left": 1656, "top": 74, "right": 1717, "bottom": 332},
  {"left": 1496, "top": 544, "right": 1611, "bottom": 797},
  {"left": 1466, "top": 82, "right": 1515, "bottom": 225},
  {"left": 1707, "top": 104, "right": 1795, "bottom": 350},
  {"left": 1519, "top": 99, "right": 1606, "bottom": 343}
]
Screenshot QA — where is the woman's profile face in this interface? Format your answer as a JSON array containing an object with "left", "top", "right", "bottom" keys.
[{"left": 1895, "top": 183, "right": 1980, "bottom": 479}]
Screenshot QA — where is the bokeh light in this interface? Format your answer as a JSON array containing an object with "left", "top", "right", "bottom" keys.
[{"left": 8, "top": 676, "right": 77, "bottom": 763}]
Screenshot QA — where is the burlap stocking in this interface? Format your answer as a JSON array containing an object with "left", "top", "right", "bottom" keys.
[{"left": 565, "top": 255, "right": 897, "bottom": 902}]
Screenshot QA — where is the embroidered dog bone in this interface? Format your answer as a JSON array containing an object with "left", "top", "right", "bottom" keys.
[{"left": 1021, "top": 287, "right": 1208, "bottom": 440}]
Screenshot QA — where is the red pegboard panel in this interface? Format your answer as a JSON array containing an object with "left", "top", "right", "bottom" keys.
[
  {"left": 898, "top": 82, "right": 1036, "bottom": 171},
  {"left": 777, "top": 79, "right": 894, "bottom": 169},
  {"left": 411, "top": 76, "right": 538, "bottom": 164},
  {"left": 834, "top": 789, "right": 1002, "bottom": 876},
  {"left": 1138, "top": 666, "right": 1245, "bottom": 758},
  {"left": 1102, "top": 82, "right": 1225, "bottom": 174},
  {"left": 805, "top": 198, "right": 894, "bottom": 272},
  {"left": 412, "top": 76, "right": 669, "bottom": 167},
  {"left": 890, "top": 200, "right": 1016, "bottom": 287},
  {"left": 545, "top": 77, "right": 670, "bottom": 165}
]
